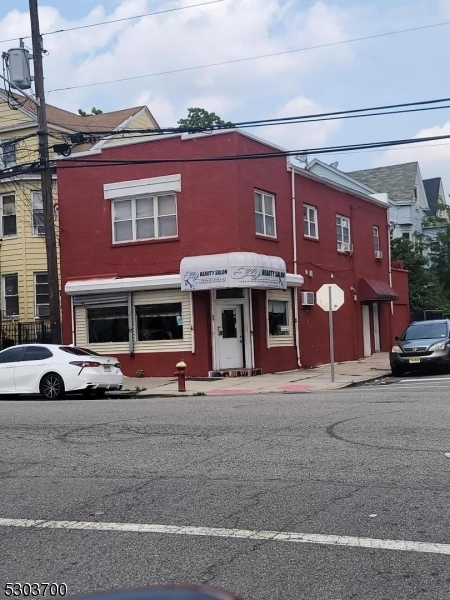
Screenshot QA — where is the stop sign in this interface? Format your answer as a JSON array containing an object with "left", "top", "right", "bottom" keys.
[{"left": 316, "top": 284, "right": 345, "bottom": 312}]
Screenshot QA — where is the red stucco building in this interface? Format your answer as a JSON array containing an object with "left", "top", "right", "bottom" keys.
[{"left": 56, "top": 130, "right": 409, "bottom": 377}]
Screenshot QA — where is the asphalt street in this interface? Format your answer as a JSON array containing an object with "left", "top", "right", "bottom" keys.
[{"left": 1, "top": 376, "right": 450, "bottom": 600}]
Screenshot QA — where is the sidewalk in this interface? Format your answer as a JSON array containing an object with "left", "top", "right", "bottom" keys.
[{"left": 121, "top": 353, "right": 392, "bottom": 397}]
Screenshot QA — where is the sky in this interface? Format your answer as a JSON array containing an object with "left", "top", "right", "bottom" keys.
[{"left": 1, "top": 0, "right": 450, "bottom": 192}]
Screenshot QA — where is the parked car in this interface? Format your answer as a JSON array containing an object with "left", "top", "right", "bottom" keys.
[
  {"left": 390, "top": 319, "right": 450, "bottom": 376},
  {"left": 0, "top": 344, "right": 123, "bottom": 399}
]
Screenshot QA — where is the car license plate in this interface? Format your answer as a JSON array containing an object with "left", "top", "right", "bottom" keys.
[
  {"left": 104, "top": 365, "right": 112, "bottom": 372},
  {"left": 409, "top": 357, "right": 421, "bottom": 364}
]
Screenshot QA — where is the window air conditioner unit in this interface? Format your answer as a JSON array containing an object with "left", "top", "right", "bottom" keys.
[
  {"left": 36, "top": 304, "right": 50, "bottom": 317},
  {"left": 375, "top": 250, "right": 383, "bottom": 259},
  {"left": 301, "top": 291, "right": 315, "bottom": 307},
  {"left": 338, "top": 242, "right": 353, "bottom": 253}
]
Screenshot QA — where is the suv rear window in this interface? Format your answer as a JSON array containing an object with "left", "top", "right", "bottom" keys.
[{"left": 59, "top": 346, "right": 102, "bottom": 356}]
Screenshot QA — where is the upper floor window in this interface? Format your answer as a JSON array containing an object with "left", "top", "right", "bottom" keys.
[
  {"left": 255, "top": 191, "right": 276, "bottom": 237},
  {"left": 2, "top": 273, "right": 19, "bottom": 317},
  {"left": 336, "top": 215, "right": 351, "bottom": 250},
  {"left": 112, "top": 194, "right": 178, "bottom": 243},
  {"left": 402, "top": 232, "right": 411, "bottom": 240},
  {"left": 31, "top": 191, "right": 45, "bottom": 236},
  {"left": 373, "top": 226, "right": 380, "bottom": 252},
  {"left": 303, "top": 204, "right": 318, "bottom": 239},
  {"left": 1, "top": 194, "right": 16, "bottom": 237},
  {"left": 0, "top": 140, "right": 17, "bottom": 168}
]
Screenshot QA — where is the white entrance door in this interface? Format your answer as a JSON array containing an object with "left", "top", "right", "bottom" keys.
[
  {"left": 217, "top": 306, "right": 244, "bottom": 369},
  {"left": 362, "top": 305, "right": 372, "bottom": 357},
  {"left": 373, "top": 303, "right": 380, "bottom": 352}
]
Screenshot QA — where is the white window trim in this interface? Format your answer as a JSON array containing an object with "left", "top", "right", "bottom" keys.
[
  {"left": 31, "top": 190, "right": 45, "bottom": 237},
  {"left": 373, "top": 226, "right": 380, "bottom": 253},
  {"left": 34, "top": 272, "right": 50, "bottom": 317},
  {"left": 267, "top": 290, "right": 294, "bottom": 348},
  {"left": 336, "top": 214, "right": 351, "bottom": 251},
  {"left": 303, "top": 204, "right": 318, "bottom": 239},
  {"left": 112, "top": 194, "right": 178, "bottom": 244},
  {"left": 76, "top": 290, "right": 193, "bottom": 354},
  {"left": 0, "top": 193, "right": 17, "bottom": 238},
  {"left": 2, "top": 273, "right": 19, "bottom": 319},
  {"left": 255, "top": 190, "right": 277, "bottom": 238},
  {"left": 104, "top": 174, "right": 181, "bottom": 199}
]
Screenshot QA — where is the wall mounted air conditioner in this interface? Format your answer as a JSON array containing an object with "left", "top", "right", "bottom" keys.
[
  {"left": 301, "top": 291, "right": 315, "bottom": 307},
  {"left": 36, "top": 304, "right": 50, "bottom": 317},
  {"left": 375, "top": 250, "right": 383, "bottom": 259},
  {"left": 338, "top": 242, "right": 353, "bottom": 253}
]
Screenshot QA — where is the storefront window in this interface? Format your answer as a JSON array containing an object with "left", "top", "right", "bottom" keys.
[
  {"left": 268, "top": 300, "right": 289, "bottom": 336},
  {"left": 136, "top": 303, "right": 183, "bottom": 341},
  {"left": 87, "top": 306, "right": 129, "bottom": 343}
]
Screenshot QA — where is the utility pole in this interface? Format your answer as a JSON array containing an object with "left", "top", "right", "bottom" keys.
[{"left": 29, "top": 0, "right": 61, "bottom": 343}]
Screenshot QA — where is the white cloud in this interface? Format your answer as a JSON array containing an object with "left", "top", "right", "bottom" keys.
[
  {"left": 1, "top": 0, "right": 353, "bottom": 120},
  {"left": 376, "top": 121, "right": 450, "bottom": 194},
  {"left": 257, "top": 95, "right": 341, "bottom": 150}
]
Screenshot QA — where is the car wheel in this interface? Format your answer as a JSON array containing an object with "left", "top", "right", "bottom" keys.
[
  {"left": 40, "top": 373, "right": 65, "bottom": 400},
  {"left": 391, "top": 365, "right": 404, "bottom": 377}
]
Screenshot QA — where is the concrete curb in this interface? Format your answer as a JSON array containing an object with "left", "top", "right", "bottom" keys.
[{"left": 343, "top": 371, "right": 392, "bottom": 388}]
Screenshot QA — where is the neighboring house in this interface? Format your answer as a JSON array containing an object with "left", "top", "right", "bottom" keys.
[
  {"left": 347, "top": 162, "right": 430, "bottom": 240},
  {"left": 423, "top": 177, "right": 448, "bottom": 220},
  {"left": 56, "top": 129, "right": 409, "bottom": 377},
  {"left": 422, "top": 177, "right": 449, "bottom": 256},
  {"left": 0, "top": 89, "right": 158, "bottom": 340}
]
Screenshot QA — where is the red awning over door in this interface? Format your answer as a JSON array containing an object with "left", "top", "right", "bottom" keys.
[{"left": 358, "top": 278, "right": 399, "bottom": 302}]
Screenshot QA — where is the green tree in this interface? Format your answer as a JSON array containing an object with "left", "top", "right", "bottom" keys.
[
  {"left": 178, "top": 107, "right": 234, "bottom": 130},
  {"left": 78, "top": 107, "right": 104, "bottom": 117},
  {"left": 430, "top": 223, "right": 450, "bottom": 295},
  {"left": 391, "top": 237, "right": 444, "bottom": 313}
]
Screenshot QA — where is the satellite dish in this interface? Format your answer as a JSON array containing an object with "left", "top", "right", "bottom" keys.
[
  {"left": 296, "top": 155, "right": 308, "bottom": 164},
  {"left": 330, "top": 161, "right": 339, "bottom": 169}
]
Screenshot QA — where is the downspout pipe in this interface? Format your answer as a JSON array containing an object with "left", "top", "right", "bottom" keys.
[
  {"left": 388, "top": 205, "right": 394, "bottom": 315},
  {"left": 128, "top": 292, "right": 134, "bottom": 356},
  {"left": 290, "top": 162, "right": 302, "bottom": 368}
]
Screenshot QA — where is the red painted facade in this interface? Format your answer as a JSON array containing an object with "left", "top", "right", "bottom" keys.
[{"left": 57, "top": 131, "right": 409, "bottom": 376}]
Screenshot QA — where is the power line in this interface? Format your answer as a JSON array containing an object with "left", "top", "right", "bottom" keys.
[
  {"left": 58, "top": 96, "right": 450, "bottom": 137},
  {"left": 54, "top": 132, "right": 450, "bottom": 168},
  {"left": 0, "top": 0, "right": 225, "bottom": 45},
  {"left": 48, "top": 20, "right": 450, "bottom": 92}
]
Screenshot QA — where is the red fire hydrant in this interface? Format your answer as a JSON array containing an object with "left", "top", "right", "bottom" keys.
[{"left": 175, "top": 359, "right": 187, "bottom": 392}]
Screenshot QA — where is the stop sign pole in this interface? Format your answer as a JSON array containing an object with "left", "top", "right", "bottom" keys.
[
  {"left": 328, "top": 286, "right": 335, "bottom": 382},
  {"left": 316, "top": 283, "right": 345, "bottom": 382}
]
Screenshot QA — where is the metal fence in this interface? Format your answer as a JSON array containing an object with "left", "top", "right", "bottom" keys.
[
  {"left": 0, "top": 320, "right": 52, "bottom": 349},
  {"left": 410, "top": 310, "right": 450, "bottom": 322}
]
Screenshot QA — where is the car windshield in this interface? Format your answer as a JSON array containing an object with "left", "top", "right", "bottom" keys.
[
  {"left": 404, "top": 322, "right": 448, "bottom": 340},
  {"left": 59, "top": 346, "right": 102, "bottom": 356}
]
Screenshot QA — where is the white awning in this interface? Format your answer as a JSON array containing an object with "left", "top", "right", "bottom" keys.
[
  {"left": 64, "top": 259, "right": 304, "bottom": 297},
  {"left": 180, "top": 252, "right": 302, "bottom": 291},
  {"left": 65, "top": 274, "right": 181, "bottom": 296}
]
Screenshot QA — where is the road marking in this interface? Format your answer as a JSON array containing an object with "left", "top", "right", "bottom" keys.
[
  {"left": 1, "top": 518, "right": 450, "bottom": 556},
  {"left": 399, "top": 377, "right": 450, "bottom": 383}
]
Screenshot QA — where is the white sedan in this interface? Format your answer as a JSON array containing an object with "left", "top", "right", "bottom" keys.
[{"left": 0, "top": 344, "right": 123, "bottom": 400}]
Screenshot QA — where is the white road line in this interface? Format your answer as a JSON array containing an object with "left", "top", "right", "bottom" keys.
[
  {"left": 1, "top": 518, "right": 450, "bottom": 556},
  {"left": 399, "top": 377, "right": 450, "bottom": 383},
  {"left": 395, "top": 384, "right": 450, "bottom": 390}
]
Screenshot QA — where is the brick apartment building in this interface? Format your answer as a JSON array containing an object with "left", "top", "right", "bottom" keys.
[{"left": 56, "top": 130, "right": 409, "bottom": 377}]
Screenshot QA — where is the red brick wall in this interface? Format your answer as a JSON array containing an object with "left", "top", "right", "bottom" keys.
[
  {"left": 57, "top": 131, "right": 402, "bottom": 372},
  {"left": 251, "top": 289, "right": 298, "bottom": 373},
  {"left": 391, "top": 267, "right": 410, "bottom": 338}
]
